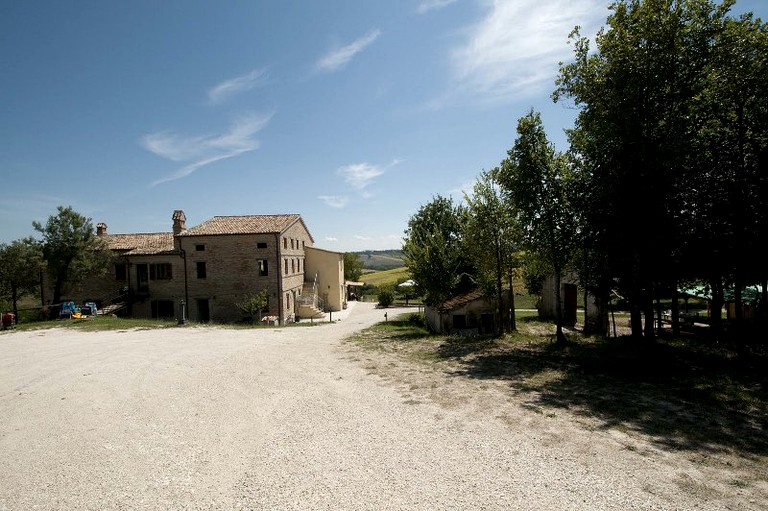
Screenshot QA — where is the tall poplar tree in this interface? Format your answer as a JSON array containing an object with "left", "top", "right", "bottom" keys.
[
  {"left": 497, "top": 111, "right": 576, "bottom": 344},
  {"left": 463, "top": 170, "right": 520, "bottom": 334}
]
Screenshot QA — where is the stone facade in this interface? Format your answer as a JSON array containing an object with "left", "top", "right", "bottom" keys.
[{"left": 50, "top": 211, "right": 344, "bottom": 324}]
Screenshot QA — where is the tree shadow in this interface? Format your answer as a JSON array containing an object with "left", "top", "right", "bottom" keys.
[{"left": 437, "top": 333, "right": 768, "bottom": 455}]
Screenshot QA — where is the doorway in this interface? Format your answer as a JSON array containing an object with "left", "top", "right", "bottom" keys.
[
  {"left": 136, "top": 264, "right": 149, "bottom": 292},
  {"left": 197, "top": 299, "right": 210, "bottom": 323}
]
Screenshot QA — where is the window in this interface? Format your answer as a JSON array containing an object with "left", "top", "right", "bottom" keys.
[
  {"left": 195, "top": 244, "right": 205, "bottom": 251},
  {"left": 283, "top": 237, "right": 287, "bottom": 249},
  {"left": 284, "top": 259, "right": 288, "bottom": 275},
  {"left": 149, "top": 263, "right": 172, "bottom": 280},
  {"left": 257, "top": 242, "right": 267, "bottom": 249},
  {"left": 115, "top": 263, "right": 127, "bottom": 281},
  {"left": 298, "top": 259, "right": 302, "bottom": 273},
  {"left": 197, "top": 261, "right": 207, "bottom": 279},
  {"left": 258, "top": 259, "right": 268, "bottom": 276},
  {"left": 452, "top": 314, "right": 467, "bottom": 329},
  {"left": 291, "top": 259, "right": 295, "bottom": 274},
  {"left": 291, "top": 238, "right": 295, "bottom": 249}
]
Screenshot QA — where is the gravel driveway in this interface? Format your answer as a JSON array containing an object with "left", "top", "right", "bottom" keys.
[{"left": 0, "top": 302, "right": 764, "bottom": 510}]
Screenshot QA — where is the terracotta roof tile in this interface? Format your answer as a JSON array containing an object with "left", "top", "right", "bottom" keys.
[
  {"left": 435, "top": 289, "right": 485, "bottom": 312},
  {"left": 178, "top": 214, "right": 302, "bottom": 236},
  {"left": 104, "top": 233, "right": 175, "bottom": 255}
]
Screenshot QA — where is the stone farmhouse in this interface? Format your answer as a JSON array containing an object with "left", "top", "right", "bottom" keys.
[{"left": 54, "top": 210, "right": 345, "bottom": 324}]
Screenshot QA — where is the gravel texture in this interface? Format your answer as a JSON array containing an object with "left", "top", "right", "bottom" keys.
[{"left": 1, "top": 301, "right": 765, "bottom": 510}]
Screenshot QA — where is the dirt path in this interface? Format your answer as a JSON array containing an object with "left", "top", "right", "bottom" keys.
[{"left": 0, "top": 303, "right": 764, "bottom": 510}]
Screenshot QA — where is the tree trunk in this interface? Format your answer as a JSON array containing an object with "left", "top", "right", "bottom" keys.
[
  {"left": 671, "top": 282, "right": 680, "bottom": 336},
  {"left": 52, "top": 275, "right": 64, "bottom": 307},
  {"left": 710, "top": 276, "right": 724, "bottom": 335},
  {"left": 630, "top": 283, "right": 643, "bottom": 340},
  {"left": 554, "top": 270, "right": 566, "bottom": 344},
  {"left": 508, "top": 273, "right": 516, "bottom": 332},
  {"left": 11, "top": 284, "right": 19, "bottom": 321},
  {"left": 643, "top": 292, "right": 655, "bottom": 342},
  {"left": 496, "top": 241, "right": 504, "bottom": 335}
]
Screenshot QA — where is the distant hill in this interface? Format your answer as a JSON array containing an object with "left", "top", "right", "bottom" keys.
[{"left": 354, "top": 249, "right": 404, "bottom": 270}]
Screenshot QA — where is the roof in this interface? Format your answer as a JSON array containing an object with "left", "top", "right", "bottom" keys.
[
  {"left": 433, "top": 289, "right": 486, "bottom": 313},
  {"left": 178, "top": 214, "right": 312, "bottom": 239},
  {"left": 104, "top": 233, "right": 176, "bottom": 256}
]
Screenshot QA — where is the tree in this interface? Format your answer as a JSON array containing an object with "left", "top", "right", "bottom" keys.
[
  {"left": 463, "top": 170, "right": 520, "bottom": 333},
  {"left": 0, "top": 238, "right": 42, "bottom": 320},
  {"left": 343, "top": 252, "right": 364, "bottom": 282},
  {"left": 686, "top": 11, "right": 768, "bottom": 330},
  {"left": 497, "top": 111, "right": 576, "bottom": 344},
  {"left": 235, "top": 290, "right": 269, "bottom": 324},
  {"left": 33, "top": 206, "right": 111, "bottom": 306},
  {"left": 402, "top": 195, "right": 474, "bottom": 305},
  {"left": 554, "top": 0, "right": 739, "bottom": 339}
]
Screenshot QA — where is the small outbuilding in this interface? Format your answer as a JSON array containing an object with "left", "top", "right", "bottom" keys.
[{"left": 424, "top": 289, "right": 497, "bottom": 334}]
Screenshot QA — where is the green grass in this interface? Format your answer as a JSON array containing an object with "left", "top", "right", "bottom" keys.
[
  {"left": 4, "top": 315, "right": 337, "bottom": 333},
  {"left": 360, "top": 267, "right": 411, "bottom": 287},
  {"left": 9, "top": 315, "right": 179, "bottom": 332}
]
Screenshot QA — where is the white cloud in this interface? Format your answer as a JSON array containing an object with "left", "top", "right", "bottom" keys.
[
  {"left": 316, "top": 29, "right": 381, "bottom": 72},
  {"left": 446, "top": 179, "right": 476, "bottom": 205},
  {"left": 142, "top": 113, "right": 272, "bottom": 186},
  {"left": 318, "top": 195, "right": 349, "bottom": 208},
  {"left": 450, "top": 0, "right": 606, "bottom": 102},
  {"left": 354, "top": 235, "right": 373, "bottom": 241},
  {"left": 417, "top": 0, "right": 457, "bottom": 14},
  {"left": 208, "top": 69, "right": 268, "bottom": 104},
  {"left": 325, "top": 236, "right": 338, "bottom": 242},
  {"left": 337, "top": 162, "right": 384, "bottom": 190}
]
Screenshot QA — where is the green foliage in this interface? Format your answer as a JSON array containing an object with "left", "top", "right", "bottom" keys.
[
  {"left": 0, "top": 237, "right": 42, "bottom": 318},
  {"left": 377, "top": 283, "right": 395, "bottom": 308},
  {"left": 463, "top": 170, "right": 521, "bottom": 333},
  {"left": 554, "top": 0, "right": 768, "bottom": 338},
  {"left": 496, "top": 111, "right": 576, "bottom": 342},
  {"left": 343, "top": 252, "right": 364, "bottom": 282},
  {"left": 402, "top": 195, "right": 475, "bottom": 305},
  {"left": 33, "top": 206, "right": 111, "bottom": 305},
  {"left": 235, "top": 290, "right": 269, "bottom": 323}
]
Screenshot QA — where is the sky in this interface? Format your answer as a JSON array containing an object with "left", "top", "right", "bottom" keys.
[{"left": 2, "top": 0, "right": 766, "bottom": 252}]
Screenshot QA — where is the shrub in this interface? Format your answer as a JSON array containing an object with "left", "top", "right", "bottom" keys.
[{"left": 377, "top": 284, "right": 395, "bottom": 308}]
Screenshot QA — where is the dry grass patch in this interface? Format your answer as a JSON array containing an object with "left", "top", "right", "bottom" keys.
[{"left": 345, "top": 312, "right": 768, "bottom": 463}]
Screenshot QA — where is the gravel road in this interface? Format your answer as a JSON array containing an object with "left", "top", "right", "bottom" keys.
[{"left": 1, "top": 302, "right": 764, "bottom": 510}]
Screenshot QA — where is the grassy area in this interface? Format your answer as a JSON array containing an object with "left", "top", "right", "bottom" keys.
[
  {"left": 7, "top": 315, "right": 180, "bottom": 332},
  {"left": 359, "top": 267, "right": 411, "bottom": 287},
  {"left": 358, "top": 267, "right": 540, "bottom": 309},
  {"left": 347, "top": 311, "right": 768, "bottom": 458},
  {"left": 2, "top": 315, "right": 339, "bottom": 333}
]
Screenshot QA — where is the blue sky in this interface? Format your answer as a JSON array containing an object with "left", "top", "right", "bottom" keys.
[{"left": 2, "top": 0, "right": 766, "bottom": 252}]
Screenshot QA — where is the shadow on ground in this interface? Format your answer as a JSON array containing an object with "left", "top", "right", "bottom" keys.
[{"left": 438, "top": 331, "right": 768, "bottom": 456}]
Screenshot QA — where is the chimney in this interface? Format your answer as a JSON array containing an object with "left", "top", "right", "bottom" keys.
[
  {"left": 172, "top": 210, "right": 186, "bottom": 235},
  {"left": 96, "top": 223, "right": 107, "bottom": 236}
]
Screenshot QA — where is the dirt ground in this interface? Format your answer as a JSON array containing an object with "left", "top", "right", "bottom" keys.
[{"left": 0, "top": 302, "right": 766, "bottom": 510}]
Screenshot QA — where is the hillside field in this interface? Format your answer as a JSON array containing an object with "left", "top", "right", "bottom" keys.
[
  {"left": 359, "top": 267, "right": 410, "bottom": 287},
  {"left": 353, "top": 250, "right": 404, "bottom": 270}
]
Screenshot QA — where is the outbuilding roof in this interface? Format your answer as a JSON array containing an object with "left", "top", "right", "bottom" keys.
[{"left": 433, "top": 289, "right": 485, "bottom": 313}]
